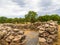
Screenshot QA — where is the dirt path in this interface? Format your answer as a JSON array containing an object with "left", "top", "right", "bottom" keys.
[{"left": 24, "top": 30, "right": 39, "bottom": 45}]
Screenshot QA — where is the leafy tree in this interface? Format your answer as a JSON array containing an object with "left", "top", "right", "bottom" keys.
[
  {"left": 25, "top": 11, "right": 38, "bottom": 23},
  {"left": 13, "top": 18, "right": 19, "bottom": 23},
  {"left": 19, "top": 18, "right": 25, "bottom": 23},
  {"left": 6, "top": 18, "right": 13, "bottom": 23},
  {"left": 0, "top": 17, "right": 7, "bottom": 23},
  {"left": 50, "top": 14, "right": 60, "bottom": 21},
  {"left": 38, "top": 15, "right": 50, "bottom": 22}
]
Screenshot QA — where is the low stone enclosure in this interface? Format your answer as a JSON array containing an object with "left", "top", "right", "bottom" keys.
[{"left": 0, "top": 20, "right": 58, "bottom": 45}]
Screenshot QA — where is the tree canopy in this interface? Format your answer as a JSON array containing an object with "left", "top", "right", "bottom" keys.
[
  {"left": 25, "top": 11, "right": 38, "bottom": 23},
  {"left": 0, "top": 11, "right": 60, "bottom": 24}
]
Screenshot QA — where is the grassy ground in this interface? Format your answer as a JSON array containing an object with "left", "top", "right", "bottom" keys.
[{"left": 53, "top": 25, "right": 60, "bottom": 45}]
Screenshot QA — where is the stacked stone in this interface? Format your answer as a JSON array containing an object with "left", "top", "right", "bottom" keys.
[
  {"left": 38, "top": 20, "right": 58, "bottom": 45},
  {"left": 0, "top": 25, "right": 26, "bottom": 45}
]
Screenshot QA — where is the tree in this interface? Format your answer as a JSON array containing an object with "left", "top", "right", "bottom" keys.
[
  {"left": 13, "top": 18, "right": 19, "bottom": 23},
  {"left": 50, "top": 14, "right": 60, "bottom": 21},
  {"left": 25, "top": 11, "right": 38, "bottom": 23},
  {"left": 0, "top": 16, "right": 7, "bottom": 23},
  {"left": 38, "top": 15, "right": 50, "bottom": 22},
  {"left": 6, "top": 18, "right": 13, "bottom": 23},
  {"left": 19, "top": 18, "right": 25, "bottom": 23}
]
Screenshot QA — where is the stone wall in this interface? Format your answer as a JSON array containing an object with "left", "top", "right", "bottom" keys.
[
  {"left": 0, "top": 20, "right": 58, "bottom": 45},
  {"left": 37, "top": 20, "right": 58, "bottom": 45},
  {"left": 0, "top": 24, "right": 26, "bottom": 45}
]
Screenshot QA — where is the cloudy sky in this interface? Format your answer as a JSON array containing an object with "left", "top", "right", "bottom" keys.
[{"left": 0, "top": 0, "right": 60, "bottom": 18}]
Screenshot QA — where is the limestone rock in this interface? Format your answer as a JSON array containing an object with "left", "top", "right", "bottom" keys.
[{"left": 39, "top": 37, "right": 46, "bottom": 42}]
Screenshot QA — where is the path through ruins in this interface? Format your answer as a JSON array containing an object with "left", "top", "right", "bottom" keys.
[{"left": 25, "top": 30, "right": 39, "bottom": 45}]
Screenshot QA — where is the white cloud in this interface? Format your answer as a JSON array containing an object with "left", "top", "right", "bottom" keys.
[
  {"left": 52, "top": 0, "right": 60, "bottom": 4},
  {"left": 37, "top": 0, "right": 60, "bottom": 15},
  {"left": 23, "top": 0, "right": 41, "bottom": 12},
  {"left": 0, "top": 0, "right": 60, "bottom": 18},
  {"left": 0, "top": 0, "right": 27, "bottom": 18},
  {"left": 47, "top": 0, "right": 60, "bottom": 12}
]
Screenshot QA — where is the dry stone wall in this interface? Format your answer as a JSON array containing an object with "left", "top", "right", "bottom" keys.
[
  {"left": 0, "top": 24, "right": 26, "bottom": 45},
  {"left": 0, "top": 20, "right": 58, "bottom": 45},
  {"left": 37, "top": 20, "right": 58, "bottom": 45}
]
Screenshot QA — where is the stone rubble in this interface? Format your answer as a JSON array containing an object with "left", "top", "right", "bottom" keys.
[
  {"left": 0, "top": 24, "right": 26, "bottom": 45},
  {"left": 0, "top": 20, "right": 58, "bottom": 45},
  {"left": 37, "top": 20, "right": 58, "bottom": 45}
]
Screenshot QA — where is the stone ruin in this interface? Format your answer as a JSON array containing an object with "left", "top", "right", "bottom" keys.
[
  {"left": 37, "top": 20, "right": 58, "bottom": 45},
  {"left": 0, "top": 20, "right": 58, "bottom": 45},
  {"left": 0, "top": 24, "right": 26, "bottom": 45}
]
